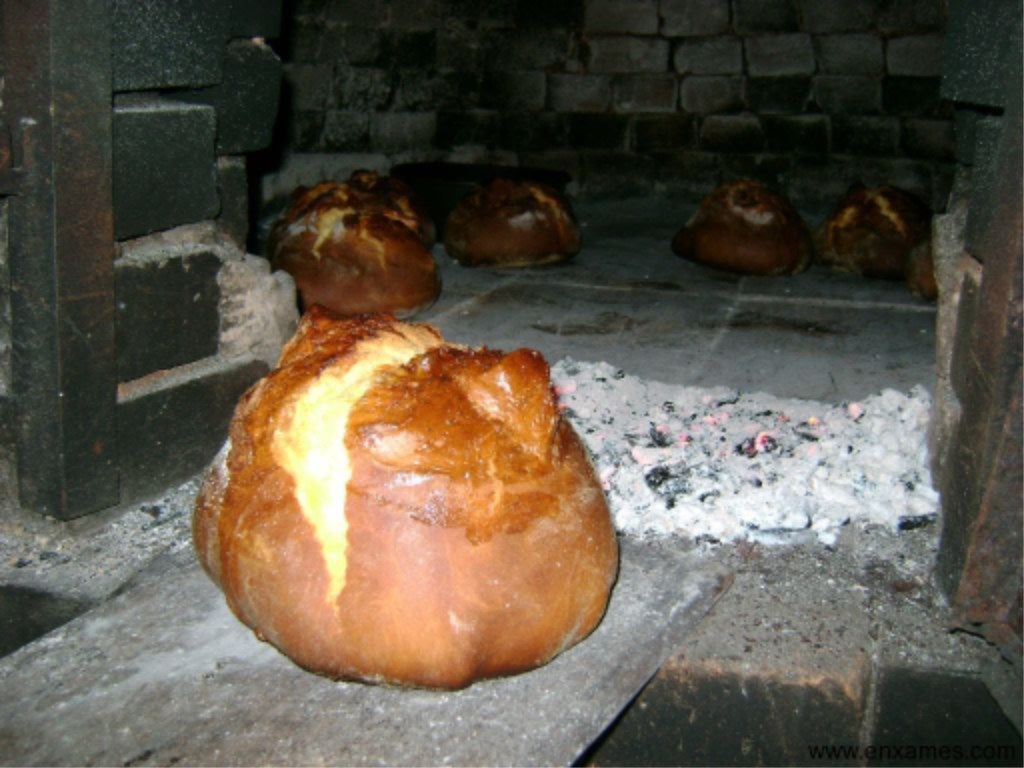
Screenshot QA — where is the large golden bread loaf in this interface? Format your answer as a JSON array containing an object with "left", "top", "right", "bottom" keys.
[{"left": 193, "top": 307, "right": 618, "bottom": 689}]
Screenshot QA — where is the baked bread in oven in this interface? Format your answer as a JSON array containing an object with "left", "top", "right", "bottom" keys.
[
  {"left": 813, "top": 184, "right": 932, "bottom": 283},
  {"left": 345, "top": 169, "right": 437, "bottom": 247},
  {"left": 267, "top": 173, "right": 440, "bottom": 317},
  {"left": 672, "top": 180, "right": 812, "bottom": 276},
  {"left": 443, "top": 178, "right": 582, "bottom": 268},
  {"left": 193, "top": 308, "right": 619, "bottom": 689}
]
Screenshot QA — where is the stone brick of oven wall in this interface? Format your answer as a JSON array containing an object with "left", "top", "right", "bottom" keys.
[
  {"left": 107, "top": 0, "right": 295, "bottom": 505},
  {"left": 268, "top": 0, "right": 954, "bottom": 217},
  {"left": 0, "top": 1, "right": 292, "bottom": 517}
]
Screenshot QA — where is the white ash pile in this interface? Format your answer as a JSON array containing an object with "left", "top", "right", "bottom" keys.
[{"left": 551, "top": 359, "right": 938, "bottom": 547}]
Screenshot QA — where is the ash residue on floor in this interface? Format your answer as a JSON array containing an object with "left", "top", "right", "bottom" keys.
[
  {"left": 551, "top": 358, "right": 938, "bottom": 546},
  {"left": 0, "top": 454, "right": 197, "bottom": 604}
]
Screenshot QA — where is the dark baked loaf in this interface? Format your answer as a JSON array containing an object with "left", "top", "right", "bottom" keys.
[
  {"left": 268, "top": 175, "right": 440, "bottom": 317},
  {"left": 193, "top": 308, "right": 619, "bottom": 690},
  {"left": 346, "top": 169, "right": 437, "bottom": 247},
  {"left": 444, "top": 178, "right": 582, "bottom": 268},
  {"left": 672, "top": 180, "right": 812, "bottom": 275},
  {"left": 813, "top": 184, "right": 932, "bottom": 281}
]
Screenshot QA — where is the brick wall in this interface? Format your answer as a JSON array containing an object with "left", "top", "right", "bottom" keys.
[
  {"left": 108, "top": 0, "right": 295, "bottom": 505},
  {"left": 269, "top": 0, "right": 953, "bottom": 216},
  {"left": 1, "top": 0, "right": 297, "bottom": 516}
]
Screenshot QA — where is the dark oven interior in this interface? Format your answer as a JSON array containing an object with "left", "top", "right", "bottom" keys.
[{"left": 0, "top": 1, "right": 1021, "bottom": 765}]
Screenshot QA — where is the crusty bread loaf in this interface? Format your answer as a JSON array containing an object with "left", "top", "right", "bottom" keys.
[
  {"left": 268, "top": 174, "right": 440, "bottom": 317},
  {"left": 904, "top": 241, "right": 938, "bottom": 301},
  {"left": 346, "top": 169, "right": 437, "bottom": 247},
  {"left": 813, "top": 184, "right": 932, "bottom": 283},
  {"left": 672, "top": 180, "right": 812, "bottom": 276},
  {"left": 193, "top": 308, "right": 619, "bottom": 689},
  {"left": 444, "top": 178, "right": 581, "bottom": 268}
]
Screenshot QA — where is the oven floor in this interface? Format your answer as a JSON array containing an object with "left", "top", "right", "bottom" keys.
[
  {"left": 0, "top": 197, "right": 1017, "bottom": 765},
  {"left": 422, "top": 196, "right": 938, "bottom": 403}
]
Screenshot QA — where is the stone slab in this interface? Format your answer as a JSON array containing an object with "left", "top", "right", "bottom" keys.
[
  {"left": 941, "top": 0, "right": 1020, "bottom": 109},
  {"left": 0, "top": 537, "right": 730, "bottom": 767},
  {"left": 116, "top": 357, "right": 268, "bottom": 504},
  {"left": 733, "top": 0, "right": 800, "bottom": 33},
  {"left": 660, "top": 0, "right": 729, "bottom": 37},
  {"left": 870, "top": 667, "right": 1022, "bottom": 765},
  {"left": 112, "top": 0, "right": 229, "bottom": 92},
  {"left": 113, "top": 98, "right": 219, "bottom": 239},
  {"left": 229, "top": 0, "right": 282, "bottom": 38},
  {"left": 176, "top": 40, "right": 282, "bottom": 155},
  {"left": 587, "top": 663, "right": 866, "bottom": 766},
  {"left": 114, "top": 251, "right": 222, "bottom": 383},
  {"left": 0, "top": 585, "right": 91, "bottom": 659}
]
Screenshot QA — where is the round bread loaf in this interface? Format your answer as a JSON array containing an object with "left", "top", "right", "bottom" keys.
[
  {"left": 813, "top": 184, "right": 932, "bottom": 281},
  {"left": 904, "top": 243, "right": 938, "bottom": 301},
  {"left": 193, "top": 307, "right": 619, "bottom": 690},
  {"left": 268, "top": 177, "right": 440, "bottom": 317},
  {"left": 346, "top": 169, "right": 437, "bottom": 246},
  {"left": 444, "top": 178, "right": 582, "bottom": 267},
  {"left": 672, "top": 180, "right": 812, "bottom": 275}
]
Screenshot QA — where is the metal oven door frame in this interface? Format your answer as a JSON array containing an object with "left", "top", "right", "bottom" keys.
[{"left": 2, "top": 0, "right": 120, "bottom": 519}]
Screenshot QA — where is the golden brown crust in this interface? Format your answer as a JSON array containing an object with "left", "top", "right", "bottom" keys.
[
  {"left": 813, "top": 184, "right": 932, "bottom": 280},
  {"left": 444, "top": 178, "right": 582, "bottom": 268},
  {"left": 905, "top": 241, "right": 938, "bottom": 301},
  {"left": 268, "top": 176, "right": 440, "bottom": 317},
  {"left": 346, "top": 170, "right": 437, "bottom": 246},
  {"left": 672, "top": 180, "right": 812, "bottom": 276},
  {"left": 193, "top": 307, "right": 618, "bottom": 689}
]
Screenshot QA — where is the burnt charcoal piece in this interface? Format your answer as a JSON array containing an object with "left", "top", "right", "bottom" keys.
[
  {"left": 898, "top": 514, "right": 936, "bottom": 531},
  {"left": 737, "top": 437, "right": 759, "bottom": 458},
  {"left": 644, "top": 465, "right": 672, "bottom": 489},
  {"left": 793, "top": 423, "right": 822, "bottom": 441},
  {"left": 644, "top": 464, "right": 693, "bottom": 508},
  {"left": 648, "top": 424, "right": 674, "bottom": 448},
  {"left": 694, "top": 534, "right": 721, "bottom": 546},
  {"left": 736, "top": 434, "right": 779, "bottom": 457}
]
